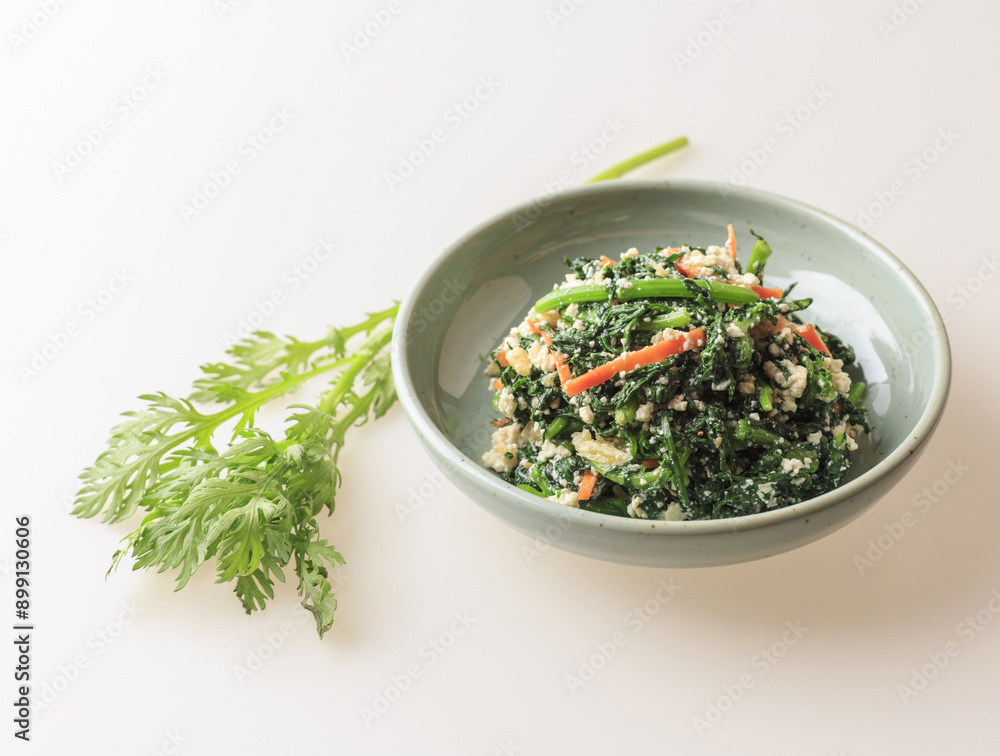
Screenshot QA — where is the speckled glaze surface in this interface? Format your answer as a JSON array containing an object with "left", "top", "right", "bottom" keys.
[{"left": 391, "top": 180, "right": 951, "bottom": 567}]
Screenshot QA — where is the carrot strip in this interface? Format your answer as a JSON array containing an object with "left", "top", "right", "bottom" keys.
[
  {"left": 578, "top": 470, "right": 598, "bottom": 501},
  {"left": 726, "top": 223, "right": 737, "bottom": 260},
  {"left": 493, "top": 378, "right": 502, "bottom": 390},
  {"left": 751, "top": 285, "right": 784, "bottom": 299},
  {"left": 496, "top": 350, "right": 509, "bottom": 367},
  {"left": 564, "top": 328, "right": 706, "bottom": 397},
  {"left": 525, "top": 319, "right": 542, "bottom": 336},
  {"left": 556, "top": 362, "right": 572, "bottom": 385},
  {"left": 491, "top": 418, "right": 512, "bottom": 428},
  {"left": 796, "top": 324, "right": 830, "bottom": 355},
  {"left": 599, "top": 255, "right": 616, "bottom": 267},
  {"left": 675, "top": 258, "right": 695, "bottom": 277},
  {"left": 538, "top": 326, "right": 572, "bottom": 386}
]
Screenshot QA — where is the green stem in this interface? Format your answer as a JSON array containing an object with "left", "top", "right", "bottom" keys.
[
  {"left": 633, "top": 310, "right": 692, "bottom": 331},
  {"left": 585, "top": 136, "right": 689, "bottom": 183},
  {"left": 746, "top": 234, "right": 773, "bottom": 282},
  {"left": 317, "top": 325, "right": 394, "bottom": 416},
  {"left": 535, "top": 277, "right": 759, "bottom": 312}
]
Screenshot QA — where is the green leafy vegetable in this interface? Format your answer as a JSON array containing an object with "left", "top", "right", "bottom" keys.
[
  {"left": 73, "top": 305, "right": 397, "bottom": 637},
  {"left": 72, "top": 137, "right": 693, "bottom": 634}
]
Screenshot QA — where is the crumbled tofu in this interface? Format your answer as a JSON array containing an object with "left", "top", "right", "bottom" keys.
[
  {"left": 527, "top": 340, "right": 557, "bottom": 373},
  {"left": 651, "top": 327, "right": 684, "bottom": 346},
  {"left": 756, "top": 481, "right": 778, "bottom": 508},
  {"left": 635, "top": 402, "right": 656, "bottom": 422},
  {"left": 537, "top": 440, "right": 572, "bottom": 462},
  {"left": 667, "top": 395, "right": 688, "bottom": 412},
  {"left": 579, "top": 405, "right": 595, "bottom": 424},
  {"left": 564, "top": 303, "right": 579, "bottom": 318},
  {"left": 541, "top": 371, "right": 558, "bottom": 388},
  {"left": 627, "top": 495, "right": 648, "bottom": 518},
  {"left": 536, "top": 309, "right": 561, "bottom": 328},
  {"left": 497, "top": 388, "right": 517, "bottom": 418},
  {"left": 737, "top": 374, "right": 756, "bottom": 395},
  {"left": 764, "top": 359, "right": 808, "bottom": 411},
  {"left": 726, "top": 323, "right": 745, "bottom": 338},
  {"left": 482, "top": 423, "right": 521, "bottom": 472},
  {"left": 484, "top": 360, "right": 500, "bottom": 377},
  {"left": 621, "top": 247, "right": 639, "bottom": 259},
  {"left": 661, "top": 502, "right": 687, "bottom": 521},
  {"left": 521, "top": 421, "right": 543, "bottom": 446},
  {"left": 506, "top": 346, "right": 532, "bottom": 376},
  {"left": 571, "top": 430, "right": 632, "bottom": 466},
  {"left": 676, "top": 245, "right": 760, "bottom": 288},
  {"left": 807, "top": 431, "right": 822, "bottom": 445},
  {"left": 781, "top": 457, "right": 805, "bottom": 475},
  {"left": 557, "top": 490, "right": 580, "bottom": 508},
  {"left": 823, "top": 356, "right": 852, "bottom": 397}
]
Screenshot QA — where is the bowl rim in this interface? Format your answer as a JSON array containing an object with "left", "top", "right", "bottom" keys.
[{"left": 391, "top": 178, "right": 952, "bottom": 536}]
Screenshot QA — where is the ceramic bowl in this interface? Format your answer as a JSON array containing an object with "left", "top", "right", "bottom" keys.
[{"left": 391, "top": 180, "right": 951, "bottom": 567}]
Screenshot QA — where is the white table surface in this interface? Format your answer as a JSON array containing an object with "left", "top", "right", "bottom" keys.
[{"left": 3, "top": 1, "right": 998, "bottom": 753}]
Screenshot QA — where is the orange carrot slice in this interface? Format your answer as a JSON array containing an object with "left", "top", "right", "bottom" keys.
[
  {"left": 564, "top": 328, "right": 706, "bottom": 397},
  {"left": 796, "top": 324, "right": 830, "bottom": 355},
  {"left": 751, "top": 286, "right": 783, "bottom": 299},
  {"left": 578, "top": 470, "right": 598, "bottom": 501},
  {"left": 726, "top": 223, "right": 737, "bottom": 259},
  {"left": 538, "top": 326, "right": 572, "bottom": 386}
]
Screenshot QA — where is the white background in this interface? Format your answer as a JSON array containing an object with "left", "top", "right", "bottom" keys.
[{"left": 2, "top": 0, "right": 998, "bottom": 753}]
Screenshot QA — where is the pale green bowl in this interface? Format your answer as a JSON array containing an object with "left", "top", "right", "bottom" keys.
[{"left": 391, "top": 180, "right": 951, "bottom": 567}]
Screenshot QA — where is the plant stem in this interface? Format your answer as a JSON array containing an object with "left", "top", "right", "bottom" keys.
[{"left": 585, "top": 136, "right": 689, "bottom": 183}]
